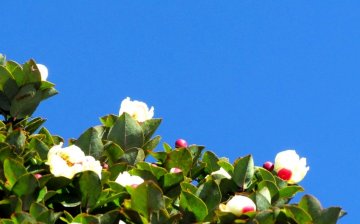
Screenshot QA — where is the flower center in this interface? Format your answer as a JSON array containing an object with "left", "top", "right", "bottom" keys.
[{"left": 278, "top": 168, "right": 292, "bottom": 181}]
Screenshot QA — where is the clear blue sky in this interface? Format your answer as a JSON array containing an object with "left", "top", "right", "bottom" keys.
[{"left": 1, "top": 1, "right": 359, "bottom": 223}]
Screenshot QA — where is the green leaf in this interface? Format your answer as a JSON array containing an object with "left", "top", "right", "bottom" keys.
[
  {"left": 73, "top": 213, "right": 99, "bottom": 224},
  {"left": 130, "top": 181, "right": 165, "bottom": 218},
  {"left": 258, "top": 180, "right": 279, "bottom": 204},
  {"left": 103, "top": 141, "right": 124, "bottom": 165},
  {"left": 99, "top": 114, "right": 118, "bottom": 127},
  {"left": 254, "top": 192, "right": 271, "bottom": 211},
  {"left": 22, "top": 59, "right": 42, "bottom": 84},
  {"left": 75, "top": 171, "right": 102, "bottom": 210},
  {"left": 12, "top": 173, "right": 39, "bottom": 196},
  {"left": 119, "top": 148, "right": 145, "bottom": 165},
  {"left": 254, "top": 210, "right": 276, "bottom": 223},
  {"left": 29, "top": 202, "right": 47, "bottom": 219},
  {"left": 6, "top": 61, "right": 24, "bottom": 86},
  {"left": 107, "top": 113, "right": 144, "bottom": 151},
  {"left": 143, "top": 135, "right": 161, "bottom": 152},
  {"left": 5, "top": 129, "right": 26, "bottom": 152},
  {"left": 0, "top": 66, "right": 14, "bottom": 91},
  {"left": 75, "top": 126, "right": 104, "bottom": 159},
  {"left": 314, "top": 207, "right": 343, "bottom": 224},
  {"left": 140, "top": 118, "right": 162, "bottom": 142},
  {"left": 202, "top": 151, "right": 220, "bottom": 173},
  {"left": 3, "top": 158, "right": 27, "bottom": 187},
  {"left": 180, "top": 190, "right": 208, "bottom": 222},
  {"left": 233, "top": 155, "right": 255, "bottom": 189},
  {"left": 165, "top": 148, "right": 193, "bottom": 175},
  {"left": 299, "top": 194, "right": 322, "bottom": 220},
  {"left": 163, "top": 142, "right": 172, "bottom": 153},
  {"left": 24, "top": 117, "right": 46, "bottom": 134},
  {"left": 10, "top": 84, "right": 42, "bottom": 119},
  {"left": 284, "top": 205, "right": 313, "bottom": 224},
  {"left": 196, "top": 180, "right": 221, "bottom": 212},
  {"left": 161, "top": 173, "right": 184, "bottom": 189},
  {"left": 29, "top": 138, "right": 49, "bottom": 160},
  {"left": 11, "top": 211, "right": 37, "bottom": 224},
  {"left": 256, "top": 167, "right": 276, "bottom": 183},
  {"left": 279, "top": 185, "right": 304, "bottom": 199}
]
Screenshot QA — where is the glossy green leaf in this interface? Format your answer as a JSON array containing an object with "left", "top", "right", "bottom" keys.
[
  {"left": 284, "top": 205, "right": 313, "bottom": 224},
  {"left": 202, "top": 151, "right": 220, "bottom": 173},
  {"left": 130, "top": 181, "right": 165, "bottom": 218},
  {"left": 75, "top": 171, "right": 102, "bottom": 210},
  {"left": 107, "top": 113, "right": 144, "bottom": 151},
  {"left": 196, "top": 180, "right": 221, "bottom": 212},
  {"left": 10, "top": 84, "right": 42, "bottom": 118},
  {"left": 279, "top": 186, "right": 304, "bottom": 199},
  {"left": 233, "top": 155, "right": 254, "bottom": 189},
  {"left": 3, "top": 158, "right": 27, "bottom": 187},
  {"left": 299, "top": 194, "right": 322, "bottom": 220},
  {"left": 165, "top": 148, "right": 192, "bottom": 175},
  {"left": 314, "top": 207, "right": 343, "bottom": 224},
  {"left": 100, "top": 114, "right": 118, "bottom": 127},
  {"left": 119, "top": 148, "right": 145, "bottom": 165},
  {"left": 29, "top": 138, "right": 49, "bottom": 160},
  {"left": 12, "top": 173, "right": 39, "bottom": 196},
  {"left": 143, "top": 135, "right": 161, "bottom": 152},
  {"left": 5, "top": 129, "right": 26, "bottom": 152},
  {"left": 103, "top": 141, "right": 124, "bottom": 165},
  {"left": 76, "top": 126, "right": 104, "bottom": 159},
  {"left": 180, "top": 190, "right": 208, "bottom": 222},
  {"left": 140, "top": 118, "right": 162, "bottom": 142},
  {"left": 161, "top": 173, "right": 184, "bottom": 189},
  {"left": 73, "top": 213, "right": 99, "bottom": 224},
  {"left": 0, "top": 66, "right": 14, "bottom": 91},
  {"left": 24, "top": 117, "right": 46, "bottom": 134}
]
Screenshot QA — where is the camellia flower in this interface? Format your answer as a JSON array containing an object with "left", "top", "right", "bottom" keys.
[
  {"left": 115, "top": 171, "right": 144, "bottom": 187},
  {"left": 119, "top": 97, "right": 154, "bottom": 122},
  {"left": 274, "top": 150, "right": 309, "bottom": 184},
  {"left": 219, "top": 195, "right": 256, "bottom": 216},
  {"left": 36, "top": 64, "right": 48, "bottom": 81},
  {"left": 170, "top": 167, "right": 182, "bottom": 174},
  {"left": 47, "top": 143, "right": 102, "bottom": 179},
  {"left": 211, "top": 167, "right": 231, "bottom": 179}
]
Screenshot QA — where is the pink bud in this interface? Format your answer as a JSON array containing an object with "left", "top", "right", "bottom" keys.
[
  {"left": 102, "top": 163, "right": 109, "bottom": 170},
  {"left": 34, "top": 174, "right": 42, "bottom": 179},
  {"left": 175, "top": 139, "right": 188, "bottom": 148},
  {"left": 170, "top": 167, "right": 182, "bottom": 173},
  {"left": 263, "top": 161, "right": 274, "bottom": 171}
]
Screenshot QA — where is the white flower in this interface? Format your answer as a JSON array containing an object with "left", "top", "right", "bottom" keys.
[
  {"left": 119, "top": 221, "right": 126, "bottom": 224},
  {"left": 211, "top": 167, "right": 231, "bottom": 179},
  {"left": 170, "top": 167, "right": 182, "bottom": 173},
  {"left": 219, "top": 195, "right": 256, "bottom": 216},
  {"left": 274, "top": 150, "right": 309, "bottom": 184},
  {"left": 115, "top": 171, "right": 144, "bottom": 187},
  {"left": 47, "top": 143, "right": 102, "bottom": 179},
  {"left": 36, "top": 64, "right": 48, "bottom": 81},
  {"left": 119, "top": 97, "right": 154, "bottom": 122}
]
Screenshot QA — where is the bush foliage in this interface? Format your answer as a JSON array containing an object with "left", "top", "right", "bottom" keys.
[{"left": 0, "top": 55, "right": 345, "bottom": 223}]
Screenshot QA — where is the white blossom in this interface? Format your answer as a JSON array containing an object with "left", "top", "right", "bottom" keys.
[
  {"left": 119, "top": 97, "right": 154, "bottom": 122},
  {"left": 36, "top": 64, "right": 48, "bottom": 81},
  {"left": 274, "top": 150, "right": 309, "bottom": 184},
  {"left": 115, "top": 171, "right": 144, "bottom": 187},
  {"left": 47, "top": 143, "right": 102, "bottom": 179},
  {"left": 219, "top": 195, "right": 256, "bottom": 216}
]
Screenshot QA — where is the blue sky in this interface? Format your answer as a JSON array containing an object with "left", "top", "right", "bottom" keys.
[{"left": 1, "top": 1, "right": 359, "bottom": 222}]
